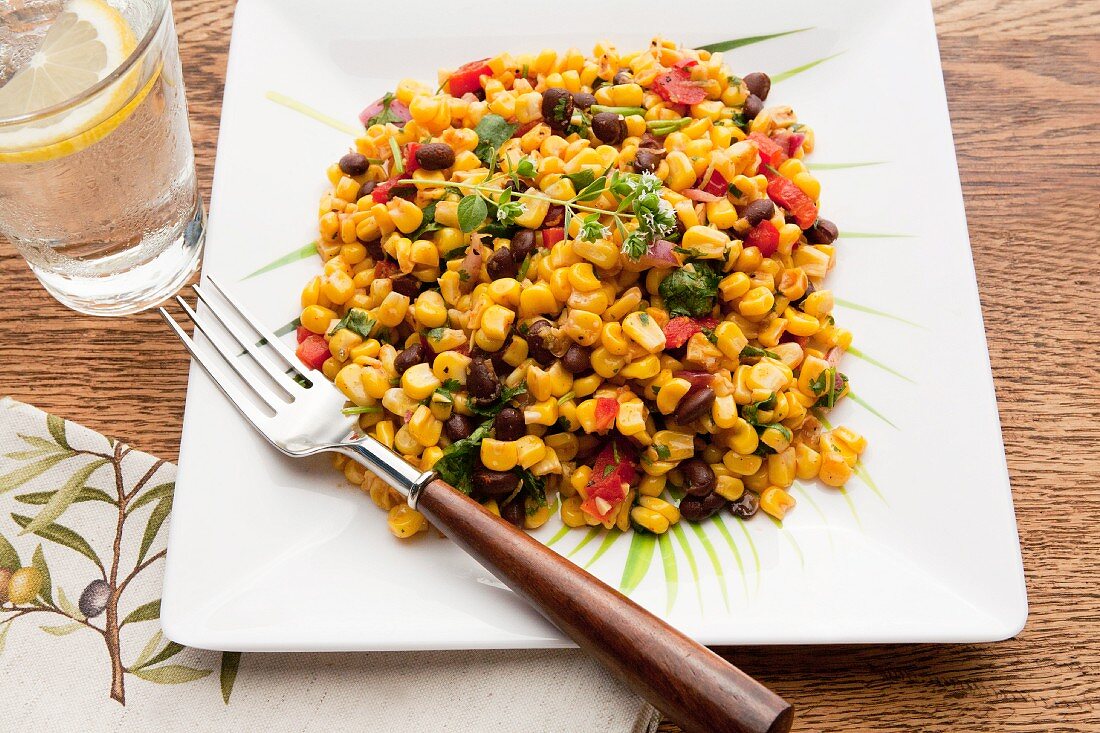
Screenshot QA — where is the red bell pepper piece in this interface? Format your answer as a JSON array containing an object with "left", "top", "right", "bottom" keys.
[
  {"left": 448, "top": 58, "right": 491, "bottom": 97},
  {"left": 745, "top": 220, "right": 780, "bottom": 257},
  {"left": 594, "top": 398, "right": 620, "bottom": 432},
  {"left": 295, "top": 325, "right": 312, "bottom": 344},
  {"left": 663, "top": 317, "right": 719, "bottom": 349},
  {"left": 748, "top": 132, "right": 787, "bottom": 167},
  {"left": 766, "top": 175, "right": 819, "bottom": 229},
  {"left": 371, "top": 177, "right": 401, "bottom": 203},
  {"left": 652, "top": 63, "right": 708, "bottom": 105},
  {"left": 403, "top": 142, "right": 421, "bottom": 174},
  {"left": 700, "top": 169, "right": 728, "bottom": 198},
  {"left": 540, "top": 227, "right": 565, "bottom": 249},
  {"left": 296, "top": 334, "right": 330, "bottom": 370},
  {"left": 580, "top": 440, "right": 638, "bottom": 521}
]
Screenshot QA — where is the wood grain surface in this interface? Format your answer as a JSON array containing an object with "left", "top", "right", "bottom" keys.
[{"left": 1, "top": 1, "right": 1098, "bottom": 730}]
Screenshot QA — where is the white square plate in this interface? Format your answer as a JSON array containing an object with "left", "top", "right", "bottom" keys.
[{"left": 161, "top": 0, "right": 1027, "bottom": 650}]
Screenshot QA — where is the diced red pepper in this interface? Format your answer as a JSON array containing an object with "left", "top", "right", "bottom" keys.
[
  {"left": 786, "top": 133, "right": 806, "bottom": 158},
  {"left": 748, "top": 132, "right": 788, "bottom": 167},
  {"left": 673, "top": 58, "right": 698, "bottom": 70},
  {"left": 766, "top": 175, "right": 819, "bottom": 229},
  {"left": 700, "top": 169, "right": 728, "bottom": 198},
  {"left": 296, "top": 334, "right": 330, "bottom": 370},
  {"left": 580, "top": 440, "right": 638, "bottom": 521},
  {"left": 371, "top": 177, "right": 401, "bottom": 203},
  {"left": 403, "top": 142, "right": 421, "bottom": 174},
  {"left": 448, "top": 58, "right": 492, "bottom": 97},
  {"left": 540, "top": 227, "right": 565, "bottom": 249},
  {"left": 594, "top": 398, "right": 620, "bottom": 432},
  {"left": 295, "top": 325, "right": 312, "bottom": 344},
  {"left": 663, "top": 317, "right": 718, "bottom": 349},
  {"left": 652, "top": 64, "right": 708, "bottom": 105},
  {"left": 745, "top": 220, "right": 780, "bottom": 257}
]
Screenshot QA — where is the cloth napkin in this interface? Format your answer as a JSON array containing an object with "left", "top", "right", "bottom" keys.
[{"left": 0, "top": 397, "right": 660, "bottom": 732}]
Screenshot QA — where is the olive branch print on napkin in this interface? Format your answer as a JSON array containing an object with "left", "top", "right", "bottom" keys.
[{"left": 0, "top": 398, "right": 239, "bottom": 705}]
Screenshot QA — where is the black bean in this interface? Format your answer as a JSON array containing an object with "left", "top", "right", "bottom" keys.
[
  {"left": 543, "top": 204, "right": 565, "bottom": 229},
  {"left": 591, "top": 112, "right": 627, "bottom": 145},
  {"left": 560, "top": 344, "right": 591, "bottom": 374},
  {"left": 501, "top": 497, "right": 527, "bottom": 527},
  {"left": 494, "top": 407, "right": 526, "bottom": 442},
  {"left": 510, "top": 229, "right": 537, "bottom": 263},
  {"left": 613, "top": 70, "right": 633, "bottom": 85},
  {"left": 743, "top": 72, "right": 771, "bottom": 101},
  {"left": 541, "top": 87, "right": 574, "bottom": 131},
  {"left": 674, "top": 387, "right": 716, "bottom": 424},
  {"left": 444, "top": 414, "right": 474, "bottom": 442},
  {"left": 487, "top": 246, "right": 518, "bottom": 280},
  {"left": 679, "top": 492, "right": 727, "bottom": 522},
  {"left": 633, "top": 149, "right": 662, "bottom": 174},
  {"left": 637, "top": 132, "right": 663, "bottom": 151},
  {"left": 357, "top": 180, "right": 377, "bottom": 201},
  {"left": 472, "top": 467, "right": 520, "bottom": 499},
  {"left": 467, "top": 358, "right": 501, "bottom": 403},
  {"left": 338, "top": 152, "right": 369, "bottom": 176},
  {"left": 743, "top": 199, "right": 775, "bottom": 227},
  {"left": 390, "top": 276, "right": 421, "bottom": 298},
  {"left": 572, "top": 92, "right": 597, "bottom": 110},
  {"left": 415, "top": 143, "right": 456, "bottom": 171},
  {"left": 728, "top": 491, "right": 760, "bottom": 519},
  {"left": 525, "top": 319, "right": 556, "bottom": 367},
  {"left": 743, "top": 94, "right": 764, "bottom": 120},
  {"left": 806, "top": 218, "right": 839, "bottom": 243},
  {"left": 363, "top": 238, "right": 385, "bottom": 259},
  {"left": 393, "top": 343, "right": 425, "bottom": 375},
  {"left": 680, "top": 458, "right": 717, "bottom": 497}
]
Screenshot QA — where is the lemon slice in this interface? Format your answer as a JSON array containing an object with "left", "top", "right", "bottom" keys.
[{"left": 0, "top": 0, "right": 138, "bottom": 161}]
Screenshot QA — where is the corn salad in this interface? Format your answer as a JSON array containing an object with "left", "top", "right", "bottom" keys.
[{"left": 296, "top": 38, "right": 867, "bottom": 540}]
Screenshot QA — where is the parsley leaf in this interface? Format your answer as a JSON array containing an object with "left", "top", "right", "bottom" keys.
[
  {"left": 658, "top": 261, "right": 720, "bottom": 317},
  {"left": 364, "top": 92, "right": 404, "bottom": 127},
  {"left": 741, "top": 393, "right": 777, "bottom": 426},
  {"left": 409, "top": 201, "right": 441, "bottom": 240},
  {"left": 434, "top": 378, "right": 463, "bottom": 403},
  {"left": 328, "top": 308, "right": 376, "bottom": 339},
  {"left": 515, "top": 158, "right": 537, "bottom": 178},
  {"left": 518, "top": 468, "right": 547, "bottom": 507},
  {"left": 472, "top": 114, "right": 518, "bottom": 166},
  {"left": 808, "top": 369, "right": 829, "bottom": 395},
  {"left": 457, "top": 195, "right": 488, "bottom": 232},
  {"left": 434, "top": 420, "right": 495, "bottom": 494},
  {"left": 564, "top": 169, "right": 596, "bottom": 192}
]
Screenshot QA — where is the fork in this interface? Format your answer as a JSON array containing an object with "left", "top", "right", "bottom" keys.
[{"left": 161, "top": 276, "right": 793, "bottom": 733}]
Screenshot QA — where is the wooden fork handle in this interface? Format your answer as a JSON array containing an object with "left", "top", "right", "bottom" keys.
[{"left": 415, "top": 478, "right": 793, "bottom": 733}]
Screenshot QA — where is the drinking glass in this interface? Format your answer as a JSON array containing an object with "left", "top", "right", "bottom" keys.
[{"left": 0, "top": 0, "right": 204, "bottom": 315}]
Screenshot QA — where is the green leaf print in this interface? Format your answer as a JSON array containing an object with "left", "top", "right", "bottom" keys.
[
  {"left": 132, "top": 665, "right": 212, "bottom": 685},
  {"left": 22, "top": 458, "right": 109, "bottom": 535}
]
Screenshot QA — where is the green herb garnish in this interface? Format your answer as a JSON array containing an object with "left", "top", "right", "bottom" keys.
[
  {"left": 658, "top": 261, "right": 720, "bottom": 317},
  {"left": 472, "top": 113, "right": 518, "bottom": 166},
  {"left": 328, "top": 308, "right": 376, "bottom": 339},
  {"left": 341, "top": 405, "right": 382, "bottom": 416},
  {"left": 364, "top": 92, "right": 404, "bottom": 127},
  {"left": 739, "top": 345, "right": 780, "bottom": 360},
  {"left": 457, "top": 194, "right": 488, "bottom": 232}
]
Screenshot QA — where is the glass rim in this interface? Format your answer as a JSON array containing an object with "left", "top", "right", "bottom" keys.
[{"left": 0, "top": 0, "right": 170, "bottom": 128}]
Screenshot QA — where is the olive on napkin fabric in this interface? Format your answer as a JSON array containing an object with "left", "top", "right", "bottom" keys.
[{"left": 0, "top": 397, "right": 659, "bottom": 732}]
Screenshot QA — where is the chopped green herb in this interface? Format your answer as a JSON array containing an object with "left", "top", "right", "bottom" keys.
[
  {"left": 472, "top": 113, "right": 518, "bottom": 166},
  {"left": 409, "top": 200, "right": 442, "bottom": 240},
  {"left": 434, "top": 420, "right": 495, "bottom": 494},
  {"left": 364, "top": 92, "right": 404, "bottom": 127},
  {"left": 518, "top": 468, "right": 547, "bottom": 506},
  {"left": 434, "top": 378, "right": 463, "bottom": 402},
  {"left": 469, "top": 382, "right": 528, "bottom": 418},
  {"left": 329, "top": 308, "right": 376, "bottom": 339},
  {"left": 602, "top": 464, "right": 617, "bottom": 477},
  {"left": 563, "top": 169, "right": 596, "bottom": 191},
  {"left": 557, "top": 391, "right": 576, "bottom": 405},
  {"left": 658, "top": 261, "right": 720, "bottom": 317},
  {"left": 517, "top": 253, "right": 533, "bottom": 281},
  {"left": 425, "top": 326, "right": 447, "bottom": 342},
  {"left": 515, "top": 158, "right": 537, "bottom": 178},
  {"left": 654, "top": 444, "right": 671, "bottom": 461},
  {"left": 638, "top": 312, "right": 651, "bottom": 325},
  {"left": 701, "top": 327, "right": 718, "bottom": 345}
]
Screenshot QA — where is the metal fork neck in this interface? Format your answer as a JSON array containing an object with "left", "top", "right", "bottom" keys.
[{"left": 336, "top": 435, "right": 436, "bottom": 509}]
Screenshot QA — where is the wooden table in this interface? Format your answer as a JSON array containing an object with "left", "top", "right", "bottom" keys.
[{"left": 1, "top": 1, "right": 1097, "bottom": 730}]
